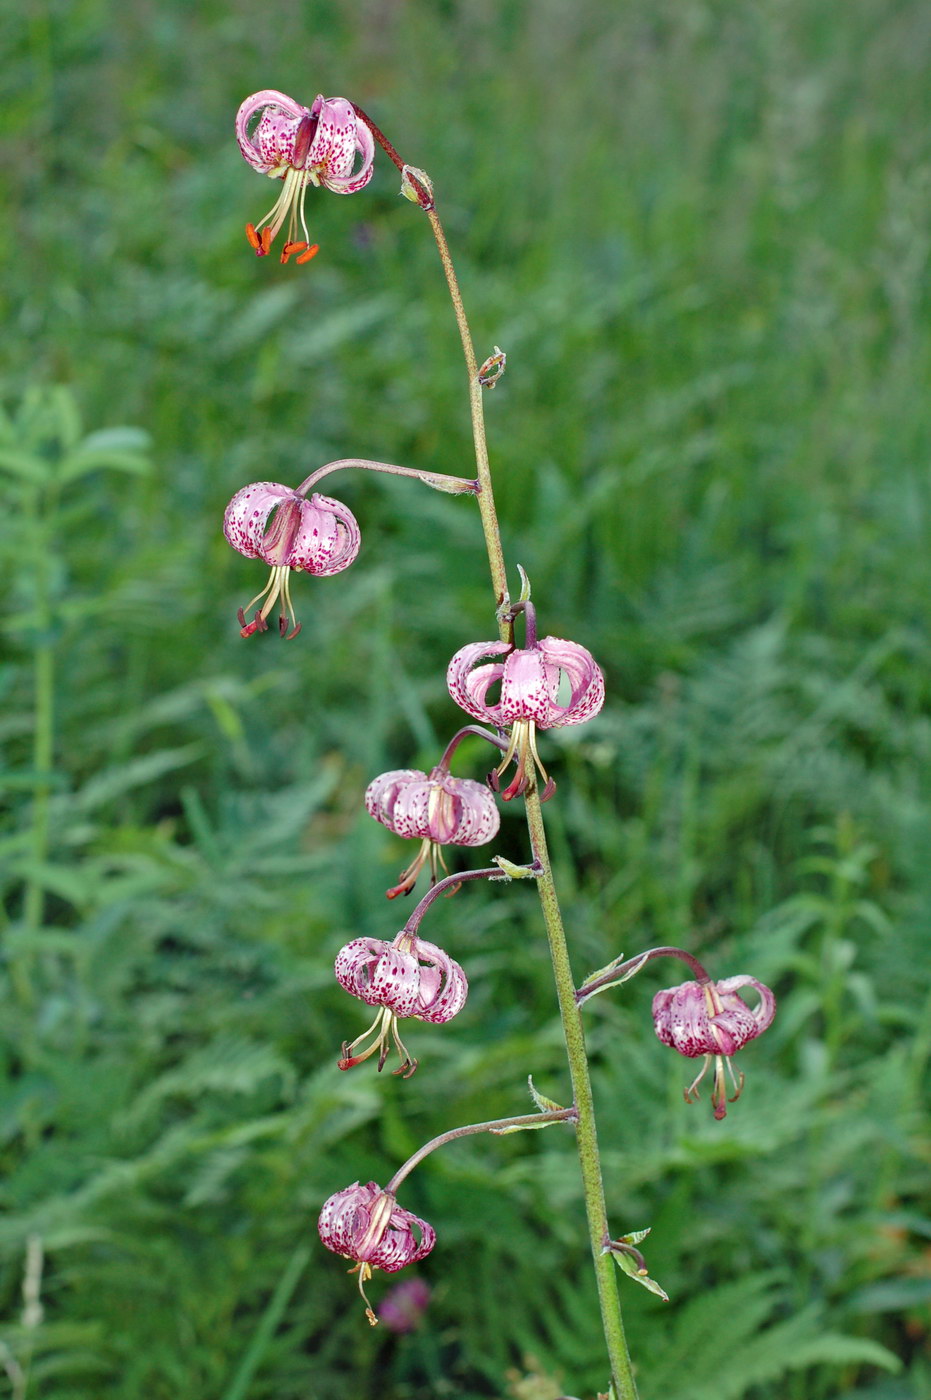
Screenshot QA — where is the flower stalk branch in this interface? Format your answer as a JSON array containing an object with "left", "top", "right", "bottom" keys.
[
  {"left": 384, "top": 1107, "right": 578, "bottom": 1196},
  {"left": 296, "top": 456, "right": 478, "bottom": 498}
]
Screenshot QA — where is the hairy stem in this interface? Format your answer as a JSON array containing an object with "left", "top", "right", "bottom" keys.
[{"left": 422, "top": 199, "right": 639, "bottom": 1399}]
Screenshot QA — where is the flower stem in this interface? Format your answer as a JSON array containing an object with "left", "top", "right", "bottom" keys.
[
  {"left": 403, "top": 864, "right": 500, "bottom": 936},
  {"left": 296, "top": 456, "right": 477, "bottom": 498},
  {"left": 419, "top": 199, "right": 640, "bottom": 1400},
  {"left": 524, "top": 785, "right": 639, "bottom": 1399},
  {"left": 385, "top": 1107, "right": 577, "bottom": 1197},
  {"left": 424, "top": 209, "right": 511, "bottom": 627}
]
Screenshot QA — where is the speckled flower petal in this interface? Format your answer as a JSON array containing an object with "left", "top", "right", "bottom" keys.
[
  {"left": 334, "top": 933, "right": 468, "bottom": 1024},
  {"left": 335, "top": 938, "right": 422, "bottom": 1017},
  {"left": 537, "top": 636, "right": 606, "bottom": 725},
  {"left": 288, "top": 492, "right": 361, "bottom": 576},
  {"left": 223, "top": 482, "right": 293, "bottom": 559},
  {"left": 236, "top": 90, "right": 310, "bottom": 173},
  {"left": 309, "top": 94, "right": 375, "bottom": 193},
  {"left": 318, "top": 1181, "right": 436, "bottom": 1271},
  {"left": 411, "top": 939, "right": 469, "bottom": 1023},
  {"left": 653, "top": 977, "right": 776, "bottom": 1058},
  {"left": 365, "top": 770, "right": 429, "bottom": 831},
  {"left": 715, "top": 975, "right": 776, "bottom": 1047},
  {"left": 446, "top": 641, "right": 511, "bottom": 722},
  {"left": 498, "top": 648, "right": 559, "bottom": 725}
]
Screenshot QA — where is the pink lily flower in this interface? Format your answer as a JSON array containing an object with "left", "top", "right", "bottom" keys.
[
  {"left": 335, "top": 930, "right": 468, "bottom": 1077},
  {"left": 365, "top": 766, "right": 500, "bottom": 898},
  {"left": 235, "top": 90, "right": 375, "bottom": 262},
  {"left": 446, "top": 614, "right": 604, "bottom": 800},
  {"left": 223, "top": 481, "right": 360, "bottom": 638},
  {"left": 318, "top": 1180, "right": 435, "bottom": 1325},
  {"left": 652, "top": 975, "right": 776, "bottom": 1119}
]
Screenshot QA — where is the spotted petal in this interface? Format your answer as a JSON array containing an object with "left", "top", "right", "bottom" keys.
[
  {"left": 536, "top": 636, "right": 606, "bottom": 726},
  {"left": 309, "top": 94, "right": 376, "bottom": 193},
  {"left": 288, "top": 492, "right": 361, "bottom": 575},
  {"left": 318, "top": 1181, "right": 435, "bottom": 1270},
  {"left": 223, "top": 481, "right": 293, "bottom": 559},
  {"left": 236, "top": 90, "right": 311, "bottom": 173}
]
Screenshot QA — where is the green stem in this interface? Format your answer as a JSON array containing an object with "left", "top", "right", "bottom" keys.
[
  {"left": 424, "top": 208, "right": 511, "bottom": 629},
  {"left": 421, "top": 198, "right": 639, "bottom": 1400},
  {"left": 524, "top": 785, "right": 639, "bottom": 1399}
]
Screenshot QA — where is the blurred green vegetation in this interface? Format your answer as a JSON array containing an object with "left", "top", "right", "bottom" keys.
[{"left": 0, "top": 0, "right": 929, "bottom": 1396}]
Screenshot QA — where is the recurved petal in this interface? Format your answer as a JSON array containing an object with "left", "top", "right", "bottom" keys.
[
  {"left": 370, "top": 1208, "right": 436, "bottom": 1271},
  {"left": 365, "top": 944, "right": 423, "bottom": 1018},
  {"left": 236, "top": 90, "right": 309, "bottom": 171},
  {"left": 223, "top": 482, "right": 293, "bottom": 559},
  {"left": 288, "top": 493, "right": 361, "bottom": 576},
  {"left": 365, "top": 770, "right": 428, "bottom": 828},
  {"left": 318, "top": 1180, "right": 380, "bottom": 1256},
  {"left": 438, "top": 774, "right": 500, "bottom": 845},
  {"left": 407, "top": 937, "right": 468, "bottom": 1023},
  {"left": 716, "top": 976, "right": 776, "bottom": 1043},
  {"left": 537, "top": 636, "right": 606, "bottom": 726},
  {"left": 334, "top": 938, "right": 386, "bottom": 1001},
  {"left": 498, "top": 648, "right": 559, "bottom": 725},
  {"left": 652, "top": 982, "right": 713, "bottom": 1058},
  {"left": 309, "top": 96, "right": 375, "bottom": 193},
  {"left": 446, "top": 640, "right": 511, "bottom": 722},
  {"left": 385, "top": 779, "right": 435, "bottom": 839}
]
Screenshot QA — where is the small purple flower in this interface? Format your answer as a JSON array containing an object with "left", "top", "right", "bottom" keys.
[
  {"left": 318, "top": 1180, "right": 435, "bottom": 1325},
  {"left": 446, "top": 631, "right": 604, "bottom": 800},
  {"left": 335, "top": 930, "right": 468, "bottom": 1076},
  {"left": 377, "top": 1277, "right": 431, "bottom": 1333},
  {"left": 235, "top": 90, "right": 375, "bottom": 262},
  {"left": 223, "top": 481, "right": 360, "bottom": 638},
  {"left": 652, "top": 976, "right": 776, "bottom": 1119},
  {"left": 365, "top": 766, "right": 500, "bottom": 897}
]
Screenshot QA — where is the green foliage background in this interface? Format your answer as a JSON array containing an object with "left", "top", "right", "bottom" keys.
[{"left": 1, "top": 1, "right": 929, "bottom": 1396}]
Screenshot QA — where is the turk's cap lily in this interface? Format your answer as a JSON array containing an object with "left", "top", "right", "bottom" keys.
[
  {"left": 235, "top": 90, "right": 374, "bottom": 261},
  {"left": 318, "top": 1181, "right": 435, "bottom": 1325},
  {"left": 223, "top": 481, "right": 360, "bottom": 638},
  {"left": 446, "top": 634, "right": 604, "bottom": 800},
  {"left": 652, "top": 976, "right": 776, "bottom": 1119},
  {"left": 365, "top": 765, "right": 500, "bottom": 898},
  {"left": 335, "top": 930, "right": 468, "bottom": 1076}
]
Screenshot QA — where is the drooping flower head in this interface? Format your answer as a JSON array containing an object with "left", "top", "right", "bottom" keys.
[
  {"left": 318, "top": 1180, "right": 435, "bottom": 1325},
  {"left": 365, "top": 765, "right": 500, "bottom": 897},
  {"left": 235, "top": 90, "right": 375, "bottom": 262},
  {"left": 335, "top": 929, "right": 468, "bottom": 1077},
  {"left": 224, "top": 481, "right": 360, "bottom": 638},
  {"left": 447, "top": 607, "right": 604, "bottom": 800},
  {"left": 652, "top": 976, "right": 776, "bottom": 1119}
]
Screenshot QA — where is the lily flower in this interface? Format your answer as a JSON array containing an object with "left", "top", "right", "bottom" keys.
[
  {"left": 446, "top": 614, "right": 604, "bottom": 800},
  {"left": 318, "top": 1180, "right": 435, "bottom": 1325},
  {"left": 335, "top": 930, "right": 468, "bottom": 1077},
  {"left": 652, "top": 975, "right": 776, "bottom": 1119},
  {"left": 223, "top": 481, "right": 360, "bottom": 638},
  {"left": 235, "top": 90, "right": 375, "bottom": 262},
  {"left": 365, "top": 766, "right": 500, "bottom": 898}
]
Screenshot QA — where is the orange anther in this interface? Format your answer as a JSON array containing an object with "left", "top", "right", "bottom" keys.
[
  {"left": 260, "top": 226, "right": 273, "bottom": 255},
  {"left": 245, "top": 223, "right": 261, "bottom": 251},
  {"left": 296, "top": 244, "right": 320, "bottom": 264},
  {"left": 280, "top": 240, "right": 308, "bottom": 265}
]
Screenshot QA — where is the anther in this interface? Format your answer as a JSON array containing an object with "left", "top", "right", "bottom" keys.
[{"left": 296, "top": 244, "right": 320, "bottom": 264}]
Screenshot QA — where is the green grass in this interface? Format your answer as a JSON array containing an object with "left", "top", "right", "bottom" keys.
[{"left": 0, "top": 1, "right": 929, "bottom": 1396}]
